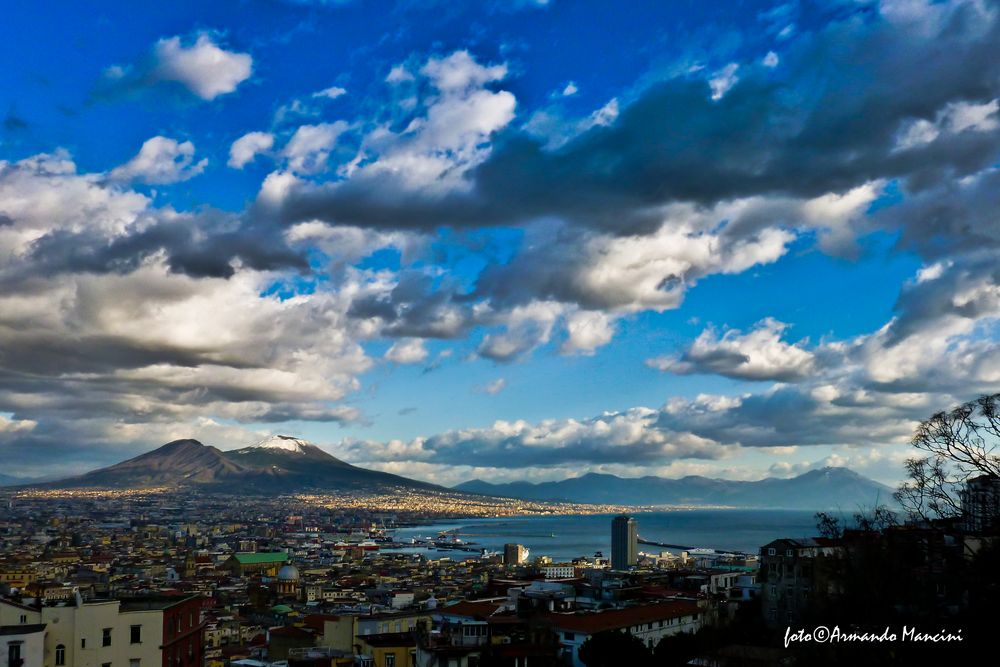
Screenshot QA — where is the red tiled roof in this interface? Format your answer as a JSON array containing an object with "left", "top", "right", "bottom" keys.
[{"left": 439, "top": 600, "right": 504, "bottom": 619}]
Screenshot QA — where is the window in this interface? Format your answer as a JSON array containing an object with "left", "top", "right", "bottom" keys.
[
  {"left": 56, "top": 644, "right": 66, "bottom": 666},
  {"left": 130, "top": 660, "right": 140, "bottom": 667},
  {"left": 8, "top": 643, "right": 22, "bottom": 667},
  {"left": 19, "top": 615, "right": 27, "bottom": 624},
  {"left": 767, "top": 548, "right": 776, "bottom": 556},
  {"left": 131, "top": 625, "right": 142, "bottom": 644},
  {"left": 102, "top": 628, "right": 112, "bottom": 647},
  {"left": 175, "top": 617, "right": 181, "bottom": 634},
  {"left": 564, "top": 632, "right": 575, "bottom": 641},
  {"left": 102, "top": 662, "right": 111, "bottom": 667},
  {"left": 81, "top": 639, "right": 86, "bottom": 649},
  {"left": 384, "top": 655, "right": 396, "bottom": 667},
  {"left": 786, "top": 549, "right": 793, "bottom": 557}
]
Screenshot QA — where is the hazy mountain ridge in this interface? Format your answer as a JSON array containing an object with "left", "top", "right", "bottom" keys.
[
  {"left": 27, "top": 437, "right": 442, "bottom": 495},
  {"left": 0, "top": 472, "right": 33, "bottom": 487},
  {"left": 454, "top": 467, "right": 895, "bottom": 509}
]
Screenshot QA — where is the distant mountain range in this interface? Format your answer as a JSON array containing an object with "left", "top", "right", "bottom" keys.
[
  {"left": 25, "top": 435, "right": 442, "bottom": 495},
  {"left": 0, "top": 473, "right": 33, "bottom": 487},
  {"left": 9, "top": 436, "right": 895, "bottom": 509},
  {"left": 454, "top": 467, "right": 896, "bottom": 510}
]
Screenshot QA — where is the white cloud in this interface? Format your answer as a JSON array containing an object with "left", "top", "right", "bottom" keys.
[
  {"left": 562, "top": 81, "right": 578, "bottom": 96},
  {"left": 419, "top": 50, "right": 507, "bottom": 92},
  {"left": 228, "top": 131, "right": 274, "bottom": 169},
  {"left": 561, "top": 310, "right": 615, "bottom": 355},
  {"left": 479, "top": 378, "right": 507, "bottom": 395},
  {"left": 648, "top": 318, "right": 816, "bottom": 381},
  {"left": 915, "top": 261, "right": 950, "bottom": 283},
  {"left": 894, "top": 98, "right": 999, "bottom": 151},
  {"left": 338, "top": 406, "right": 733, "bottom": 470},
  {"left": 313, "top": 85, "right": 347, "bottom": 100},
  {"left": 257, "top": 170, "right": 303, "bottom": 205},
  {"left": 586, "top": 98, "right": 618, "bottom": 128},
  {"left": 0, "top": 415, "right": 37, "bottom": 437},
  {"left": 109, "top": 136, "right": 207, "bottom": 184},
  {"left": 384, "top": 338, "right": 429, "bottom": 364},
  {"left": 763, "top": 51, "right": 780, "bottom": 67},
  {"left": 946, "top": 98, "right": 1000, "bottom": 133},
  {"left": 478, "top": 301, "right": 564, "bottom": 361},
  {"left": 341, "top": 51, "right": 516, "bottom": 193},
  {"left": 386, "top": 64, "right": 414, "bottom": 84},
  {"left": 152, "top": 33, "right": 252, "bottom": 100},
  {"left": 0, "top": 151, "right": 375, "bottom": 469},
  {"left": 709, "top": 63, "right": 739, "bottom": 100},
  {"left": 282, "top": 122, "right": 349, "bottom": 174}
]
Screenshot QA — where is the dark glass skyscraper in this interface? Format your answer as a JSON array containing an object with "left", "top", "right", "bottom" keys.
[{"left": 611, "top": 514, "right": 637, "bottom": 570}]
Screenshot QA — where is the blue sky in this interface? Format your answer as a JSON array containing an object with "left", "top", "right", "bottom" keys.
[{"left": 1, "top": 0, "right": 998, "bottom": 486}]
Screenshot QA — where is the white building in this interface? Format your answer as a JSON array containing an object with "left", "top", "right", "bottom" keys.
[
  {"left": 549, "top": 602, "right": 703, "bottom": 667},
  {"left": 0, "top": 596, "right": 203, "bottom": 667},
  {"left": 2, "top": 624, "right": 46, "bottom": 667}
]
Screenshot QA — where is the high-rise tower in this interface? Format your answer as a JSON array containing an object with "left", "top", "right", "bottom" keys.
[{"left": 611, "top": 515, "right": 637, "bottom": 570}]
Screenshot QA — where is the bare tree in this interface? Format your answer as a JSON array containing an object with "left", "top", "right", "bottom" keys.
[{"left": 894, "top": 393, "right": 1000, "bottom": 521}]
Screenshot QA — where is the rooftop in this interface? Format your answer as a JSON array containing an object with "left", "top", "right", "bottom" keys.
[{"left": 545, "top": 602, "right": 702, "bottom": 634}]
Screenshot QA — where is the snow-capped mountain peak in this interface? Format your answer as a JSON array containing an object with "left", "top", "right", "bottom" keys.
[{"left": 248, "top": 434, "right": 312, "bottom": 454}]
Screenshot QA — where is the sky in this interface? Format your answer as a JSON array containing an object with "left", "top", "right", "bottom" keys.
[{"left": 1, "top": 0, "right": 998, "bottom": 487}]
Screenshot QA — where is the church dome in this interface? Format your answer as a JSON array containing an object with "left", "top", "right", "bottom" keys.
[{"left": 277, "top": 564, "right": 300, "bottom": 581}]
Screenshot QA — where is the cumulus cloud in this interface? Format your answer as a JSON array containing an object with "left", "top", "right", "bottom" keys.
[
  {"left": 282, "top": 122, "right": 350, "bottom": 174},
  {"left": 279, "top": 2, "right": 1000, "bottom": 238},
  {"left": 0, "top": 150, "right": 368, "bottom": 472},
  {"left": 384, "top": 338, "right": 429, "bottom": 364},
  {"left": 101, "top": 33, "right": 252, "bottom": 101},
  {"left": 0, "top": 415, "right": 37, "bottom": 437},
  {"left": 6, "top": 1, "right": 1000, "bottom": 482},
  {"left": 109, "top": 136, "right": 208, "bottom": 185},
  {"left": 229, "top": 131, "right": 275, "bottom": 168},
  {"left": 561, "top": 310, "right": 615, "bottom": 355},
  {"left": 647, "top": 318, "right": 816, "bottom": 381},
  {"left": 894, "top": 98, "right": 999, "bottom": 151},
  {"left": 151, "top": 33, "right": 252, "bottom": 100},
  {"left": 338, "top": 407, "right": 733, "bottom": 470}
]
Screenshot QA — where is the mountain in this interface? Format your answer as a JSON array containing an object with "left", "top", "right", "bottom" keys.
[
  {"left": 454, "top": 467, "right": 896, "bottom": 510},
  {"left": 32, "top": 436, "right": 442, "bottom": 495},
  {"left": 0, "top": 472, "right": 33, "bottom": 487}
]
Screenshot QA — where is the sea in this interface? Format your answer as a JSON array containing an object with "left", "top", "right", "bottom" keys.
[{"left": 384, "top": 509, "right": 824, "bottom": 561}]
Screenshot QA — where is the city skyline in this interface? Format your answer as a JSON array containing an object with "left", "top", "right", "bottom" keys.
[{"left": 1, "top": 0, "right": 999, "bottom": 487}]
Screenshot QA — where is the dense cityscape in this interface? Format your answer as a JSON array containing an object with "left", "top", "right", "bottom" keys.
[{"left": 4, "top": 437, "right": 1000, "bottom": 666}]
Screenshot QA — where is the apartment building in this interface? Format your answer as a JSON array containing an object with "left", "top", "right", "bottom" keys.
[{"left": 0, "top": 596, "right": 203, "bottom": 667}]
